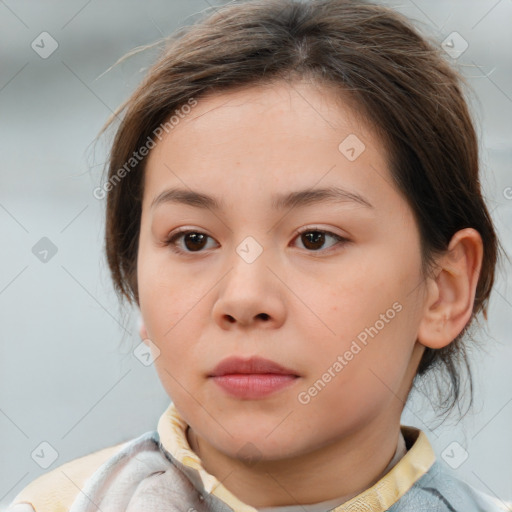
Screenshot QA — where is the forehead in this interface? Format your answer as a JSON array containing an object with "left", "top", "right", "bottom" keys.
[
  {"left": 170, "top": 80, "right": 375, "bottom": 142},
  {"left": 142, "top": 80, "right": 399, "bottom": 214}
]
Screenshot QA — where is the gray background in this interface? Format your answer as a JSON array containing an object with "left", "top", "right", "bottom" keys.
[{"left": 1, "top": 0, "right": 511, "bottom": 508}]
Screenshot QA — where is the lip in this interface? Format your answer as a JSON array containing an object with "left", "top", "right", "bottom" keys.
[
  {"left": 208, "top": 356, "right": 300, "bottom": 399},
  {"left": 209, "top": 356, "right": 298, "bottom": 377}
]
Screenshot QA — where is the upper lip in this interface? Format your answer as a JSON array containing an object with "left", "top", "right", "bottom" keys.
[{"left": 208, "top": 356, "right": 299, "bottom": 377}]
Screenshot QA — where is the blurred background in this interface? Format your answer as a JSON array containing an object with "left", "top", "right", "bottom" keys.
[{"left": 1, "top": 0, "right": 511, "bottom": 508}]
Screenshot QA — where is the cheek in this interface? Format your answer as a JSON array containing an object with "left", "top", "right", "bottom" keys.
[
  {"left": 138, "top": 250, "right": 195, "bottom": 330},
  {"left": 138, "top": 270, "right": 211, "bottom": 367},
  {"left": 304, "top": 263, "right": 418, "bottom": 378},
  {"left": 308, "top": 273, "right": 392, "bottom": 345},
  {"left": 298, "top": 312, "right": 415, "bottom": 427}
]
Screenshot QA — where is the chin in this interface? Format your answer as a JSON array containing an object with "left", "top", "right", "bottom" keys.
[{"left": 209, "top": 428, "right": 311, "bottom": 464}]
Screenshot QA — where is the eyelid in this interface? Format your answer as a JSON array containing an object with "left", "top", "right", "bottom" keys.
[
  {"left": 292, "top": 225, "right": 349, "bottom": 252},
  {"left": 293, "top": 225, "right": 347, "bottom": 239},
  {"left": 164, "top": 225, "right": 350, "bottom": 255},
  {"left": 164, "top": 227, "right": 219, "bottom": 255}
]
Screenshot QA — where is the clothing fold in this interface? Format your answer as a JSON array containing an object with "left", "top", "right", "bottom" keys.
[{"left": 7, "top": 403, "right": 511, "bottom": 512}]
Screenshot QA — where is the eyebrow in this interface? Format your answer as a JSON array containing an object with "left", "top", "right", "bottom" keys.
[{"left": 150, "top": 186, "right": 374, "bottom": 212}]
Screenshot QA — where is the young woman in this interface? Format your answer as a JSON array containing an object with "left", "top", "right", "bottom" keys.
[{"left": 8, "top": 0, "right": 510, "bottom": 510}]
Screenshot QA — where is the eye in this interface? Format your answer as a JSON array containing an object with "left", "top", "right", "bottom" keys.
[
  {"left": 164, "top": 229, "right": 218, "bottom": 254},
  {"left": 292, "top": 228, "right": 348, "bottom": 253},
  {"left": 164, "top": 227, "right": 349, "bottom": 255}
]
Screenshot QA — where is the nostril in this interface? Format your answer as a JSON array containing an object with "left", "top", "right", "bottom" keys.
[{"left": 223, "top": 313, "right": 269, "bottom": 323}]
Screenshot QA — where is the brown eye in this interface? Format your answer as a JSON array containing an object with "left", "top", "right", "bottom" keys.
[
  {"left": 301, "top": 231, "right": 326, "bottom": 250},
  {"left": 182, "top": 232, "right": 208, "bottom": 251},
  {"left": 165, "top": 230, "right": 217, "bottom": 254},
  {"left": 294, "top": 229, "right": 348, "bottom": 252}
]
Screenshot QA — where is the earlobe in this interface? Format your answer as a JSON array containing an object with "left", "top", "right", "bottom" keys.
[
  {"left": 139, "top": 323, "right": 149, "bottom": 341},
  {"left": 417, "top": 228, "right": 483, "bottom": 350},
  {"left": 137, "top": 310, "right": 149, "bottom": 341}
]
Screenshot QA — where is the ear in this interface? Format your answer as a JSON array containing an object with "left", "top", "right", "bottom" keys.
[
  {"left": 137, "top": 310, "right": 149, "bottom": 342},
  {"left": 139, "top": 323, "right": 149, "bottom": 342},
  {"left": 417, "top": 228, "right": 483, "bottom": 349}
]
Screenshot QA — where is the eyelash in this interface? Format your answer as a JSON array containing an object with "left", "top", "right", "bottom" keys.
[{"left": 163, "top": 227, "right": 349, "bottom": 256}]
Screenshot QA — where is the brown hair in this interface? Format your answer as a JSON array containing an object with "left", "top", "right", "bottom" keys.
[{"left": 97, "top": 0, "right": 505, "bottom": 419}]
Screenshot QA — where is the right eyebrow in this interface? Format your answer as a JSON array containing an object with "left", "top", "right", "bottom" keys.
[{"left": 151, "top": 188, "right": 221, "bottom": 211}]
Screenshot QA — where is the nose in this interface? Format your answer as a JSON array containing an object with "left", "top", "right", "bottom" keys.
[{"left": 211, "top": 246, "right": 286, "bottom": 330}]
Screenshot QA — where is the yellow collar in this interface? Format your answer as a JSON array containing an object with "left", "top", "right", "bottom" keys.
[{"left": 157, "top": 402, "right": 436, "bottom": 511}]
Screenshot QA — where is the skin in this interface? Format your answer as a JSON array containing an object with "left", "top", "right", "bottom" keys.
[{"left": 136, "top": 80, "right": 483, "bottom": 507}]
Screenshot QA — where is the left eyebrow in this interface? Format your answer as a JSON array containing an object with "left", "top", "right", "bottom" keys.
[
  {"left": 271, "top": 186, "right": 374, "bottom": 211},
  {"left": 150, "top": 186, "right": 374, "bottom": 212}
]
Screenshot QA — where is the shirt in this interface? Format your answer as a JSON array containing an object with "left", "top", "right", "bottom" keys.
[{"left": 6, "top": 402, "right": 512, "bottom": 512}]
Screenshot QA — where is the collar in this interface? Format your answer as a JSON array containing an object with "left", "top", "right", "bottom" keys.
[{"left": 157, "top": 402, "right": 436, "bottom": 512}]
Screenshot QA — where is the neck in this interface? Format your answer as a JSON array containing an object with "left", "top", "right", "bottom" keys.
[{"left": 187, "top": 412, "right": 403, "bottom": 508}]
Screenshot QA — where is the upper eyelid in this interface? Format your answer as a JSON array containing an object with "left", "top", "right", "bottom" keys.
[
  {"left": 167, "top": 226, "right": 345, "bottom": 239},
  {"left": 294, "top": 226, "right": 347, "bottom": 239},
  {"left": 166, "top": 227, "right": 347, "bottom": 250}
]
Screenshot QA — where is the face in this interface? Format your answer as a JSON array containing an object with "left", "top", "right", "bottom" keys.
[{"left": 137, "top": 80, "right": 428, "bottom": 461}]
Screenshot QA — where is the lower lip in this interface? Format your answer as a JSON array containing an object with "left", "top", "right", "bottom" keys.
[{"left": 211, "top": 374, "right": 298, "bottom": 399}]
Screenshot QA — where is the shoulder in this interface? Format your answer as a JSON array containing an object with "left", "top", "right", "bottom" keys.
[
  {"left": 393, "top": 459, "right": 512, "bottom": 511},
  {"left": 5, "top": 439, "right": 129, "bottom": 512},
  {"left": 6, "top": 429, "right": 203, "bottom": 512}
]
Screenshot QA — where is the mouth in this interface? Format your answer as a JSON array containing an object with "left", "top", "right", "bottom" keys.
[{"left": 208, "top": 356, "right": 300, "bottom": 399}]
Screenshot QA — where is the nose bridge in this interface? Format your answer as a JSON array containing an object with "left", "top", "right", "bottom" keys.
[
  {"left": 213, "top": 234, "right": 285, "bottom": 327},
  {"left": 235, "top": 234, "right": 266, "bottom": 267},
  {"left": 226, "top": 234, "right": 270, "bottom": 295}
]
